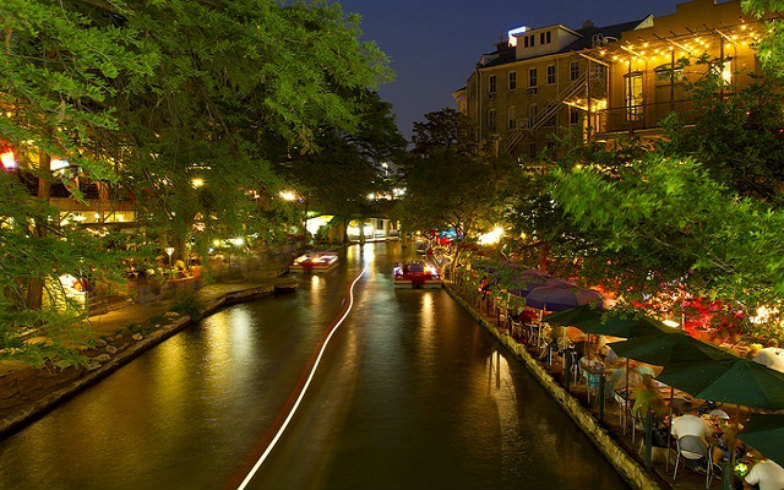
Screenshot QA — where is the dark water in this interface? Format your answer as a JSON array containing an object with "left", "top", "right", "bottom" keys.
[{"left": 0, "top": 243, "right": 627, "bottom": 490}]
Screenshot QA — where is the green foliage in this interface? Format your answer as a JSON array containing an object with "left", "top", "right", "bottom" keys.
[
  {"left": 659, "top": 68, "right": 784, "bottom": 205},
  {"left": 551, "top": 154, "right": 784, "bottom": 308},
  {"left": 398, "top": 108, "right": 512, "bottom": 239},
  {"left": 279, "top": 91, "right": 405, "bottom": 238},
  {"left": 0, "top": 0, "right": 156, "bottom": 178},
  {"left": 410, "top": 108, "right": 477, "bottom": 156},
  {"left": 743, "top": 1, "right": 784, "bottom": 77},
  {"left": 0, "top": 173, "right": 129, "bottom": 366},
  {"left": 113, "top": 0, "right": 393, "bottom": 256},
  {"left": 170, "top": 288, "right": 203, "bottom": 322},
  {"left": 0, "top": 0, "right": 393, "bottom": 365}
]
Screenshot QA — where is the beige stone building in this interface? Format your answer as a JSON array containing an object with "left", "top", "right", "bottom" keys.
[
  {"left": 454, "top": 18, "right": 651, "bottom": 157},
  {"left": 455, "top": 0, "right": 770, "bottom": 155},
  {"left": 597, "top": 0, "right": 765, "bottom": 141}
]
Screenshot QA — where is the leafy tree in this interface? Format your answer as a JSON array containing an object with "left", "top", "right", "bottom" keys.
[
  {"left": 0, "top": 0, "right": 154, "bottom": 365},
  {"left": 551, "top": 154, "right": 784, "bottom": 309},
  {"left": 503, "top": 131, "right": 645, "bottom": 271},
  {"left": 280, "top": 92, "right": 406, "bottom": 242},
  {"left": 111, "top": 0, "right": 392, "bottom": 258},
  {"left": 410, "top": 108, "right": 477, "bottom": 156},
  {"left": 658, "top": 64, "right": 784, "bottom": 204},
  {"left": 743, "top": 1, "right": 784, "bottom": 77},
  {"left": 399, "top": 109, "right": 512, "bottom": 271},
  {"left": 0, "top": 0, "right": 392, "bottom": 365}
]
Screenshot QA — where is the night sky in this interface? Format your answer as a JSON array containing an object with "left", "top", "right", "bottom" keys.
[{"left": 339, "top": 0, "right": 686, "bottom": 140}]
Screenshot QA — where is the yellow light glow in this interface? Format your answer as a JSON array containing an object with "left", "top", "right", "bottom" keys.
[
  {"left": 306, "top": 215, "right": 333, "bottom": 235},
  {"left": 477, "top": 226, "right": 504, "bottom": 246},
  {"left": 191, "top": 177, "right": 204, "bottom": 188},
  {"left": 279, "top": 190, "right": 297, "bottom": 201}
]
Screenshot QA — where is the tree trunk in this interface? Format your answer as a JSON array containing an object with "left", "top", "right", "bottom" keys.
[
  {"left": 26, "top": 151, "right": 52, "bottom": 310},
  {"left": 538, "top": 241, "right": 549, "bottom": 272}
]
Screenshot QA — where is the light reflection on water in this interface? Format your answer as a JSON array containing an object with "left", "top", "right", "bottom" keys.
[{"left": 0, "top": 242, "right": 627, "bottom": 490}]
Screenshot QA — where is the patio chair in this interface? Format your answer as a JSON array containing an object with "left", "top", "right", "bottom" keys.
[
  {"left": 673, "top": 435, "right": 718, "bottom": 490},
  {"left": 613, "top": 390, "right": 628, "bottom": 432},
  {"left": 582, "top": 369, "right": 601, "bottom": 404}
]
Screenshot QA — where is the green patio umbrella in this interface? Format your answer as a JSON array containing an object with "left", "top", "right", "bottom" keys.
[
  {"left": 609, "top": 333, "right": 735, "bottom": 366},
  {"left": 545, "top": 305, "right": 672, "bottom": 338},
  {"left": 607, "top": 330, "right": 732, "bottom": 450},
  {"left": 656, "top": 358, "right": 784, "bottom": 410},
  {"left": 543, "top": 304, "right": 604, "bottom": 328},
  {"left": 738, "top": 414, "right": 784, "bottom": 467}
]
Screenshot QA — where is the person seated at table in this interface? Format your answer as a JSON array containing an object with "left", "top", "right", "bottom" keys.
[
  {"left": 671, "top": 407, "right": 711, "bottom": 441},
  {"left": 671, "top": 406, "right": 721, "bottom": 472},
  {"left": 633, "top": 375, "right": 667, "bottom": 420},
  {"left": 598, "top": 343, "right": 619, "bottom": 364},
  {"left": 744, "top": 451, "right": 784, "bottom": 490}
]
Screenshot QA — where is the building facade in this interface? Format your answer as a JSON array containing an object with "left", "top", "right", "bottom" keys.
[
  {"left": 597, "top": 0, "right": 763, "bottom": 141},
  {"left": 455, "top": 0, "right": 769, "bottom": 155}
]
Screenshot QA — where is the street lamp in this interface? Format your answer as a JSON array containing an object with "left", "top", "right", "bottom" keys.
[{"left": 165, "top": 247, "right": 175, "bottom": 268}]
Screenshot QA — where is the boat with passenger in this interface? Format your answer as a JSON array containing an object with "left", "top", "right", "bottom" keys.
[
  {"left": 290, "top": 251, "right": 339, "bottom": 272},
  {"left": 393, "top": 261, "right": 442, "bottom": 289}
]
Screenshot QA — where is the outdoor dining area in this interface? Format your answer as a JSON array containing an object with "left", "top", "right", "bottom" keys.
[{"left": 452, "top": 265, "right": 784, "bottom": 490}]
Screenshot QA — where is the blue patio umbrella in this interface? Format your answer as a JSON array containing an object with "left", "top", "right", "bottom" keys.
[{"left": 525, "top": 284, "right": 604, "bottom": 311}]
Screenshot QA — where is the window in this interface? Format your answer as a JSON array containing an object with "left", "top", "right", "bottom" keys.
[
  {"left": 528, "top": 104, "right": 538, "bottom": 122},
  {"left": 508, "top": 106, "right": 516, "bottom": 129},
  {"left": 546, "top": 31, "right": 551, "bottom": 43},
  {"left": 547, "top": 65, "right": 556, "bottom": 84},
  {"left": 377, "top": 219, "right": 384, "bottom": 230},
  {"left": 711, "top": 59, "right": 732, "bottom": 86},
  {"left": 529, "top": 143, "right": 537, "bottom": 157},
  {"left": 654, "top": 64, "right": 685, "bottom": 83},
  {"left": 509, "top": 71, "right": 517, "bottom": 90},
  {"left": 570, "top": 110, "right": 580, "bottom": 125},
  {"left": 721, "top": 60, "right": 732, "bottom": 85},
  {"left": 528, "top": 34, "right": 535, "bottom": 47},
  {"left": 489, "top": 75, "right": 496, "bottom": 94},
  {"left": 488, "top": 109, "right": 496, "bottom": 131},
  {"left": 624, "top": 71, "right": 644, "bottom": 121},
  {"left": 570, "top": 61, "right": 580, "bottom": 81},
  {"left": 540, "top": 32, "right": 546, "bottom": 45},
  {"left": 529, "top": 68, "right": 537, "bottom": 87},
  {"left": 524, "top": 36, "right": 529, "bottom": 48}
]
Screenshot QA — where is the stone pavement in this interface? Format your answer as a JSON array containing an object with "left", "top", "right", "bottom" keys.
[{"left": 0, "top": 257, "right": 293, "bottom": 438}]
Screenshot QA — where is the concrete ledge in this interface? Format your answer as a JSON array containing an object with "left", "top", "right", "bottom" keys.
[
  {"left": 0, "top": 285, "right": 274, "bottom": 439},
  {"left": 445, "top": 283, "right": 664, "bottom": 490}
]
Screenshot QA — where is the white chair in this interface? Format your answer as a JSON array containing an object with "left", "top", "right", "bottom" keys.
[
  {"left": 613, "top": 390, "right": 629, "bottom": 433},
  {"left": 673, "top": 435, "right": 717, "bottom": 489}
]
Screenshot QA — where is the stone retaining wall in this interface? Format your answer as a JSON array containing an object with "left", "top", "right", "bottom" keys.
[
  {"left": 445, "top": 283, "right": 665, "bottom": 490},
  {"left": 0, "top": 285, "right": 274, "bottom": 438}
]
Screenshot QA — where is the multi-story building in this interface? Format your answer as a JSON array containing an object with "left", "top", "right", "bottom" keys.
[
  {"left": 455, "top": 0, "right": 769, "bottom": 155},
  {"left": 454, "top": 18, "right": 651, "bottom": 157},
  {"left": 597, "top": 0, "right": 764, "bottom": 141}
]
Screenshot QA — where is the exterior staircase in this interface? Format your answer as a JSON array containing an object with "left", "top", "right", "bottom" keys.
[{"left": 502, "top": 72, "right": 587, "bottom": 154}]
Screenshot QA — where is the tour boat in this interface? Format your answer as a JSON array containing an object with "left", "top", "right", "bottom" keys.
[
  {"left": 393, "top": 261, "right": 442, "bottom": 289},
  {"left": 289, "top": 251, "right": 339, "bottom": 272}
]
